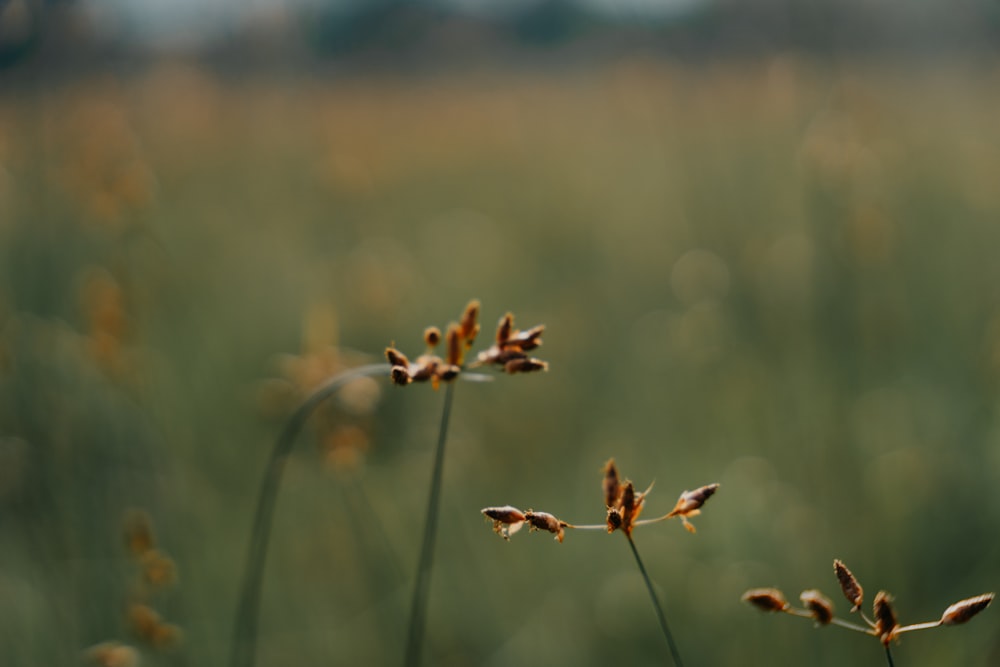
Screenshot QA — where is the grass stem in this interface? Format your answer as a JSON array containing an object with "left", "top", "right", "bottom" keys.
[
  {"left": 625, "top": 534, "right": 685, "bottom": 667},
  {"left": 230, "top": 363, "right": 389, "bottom": 667},
  {"left": 403, "top": 380, "right": 456, "bottom": 667},
  {"left": 885, "top": 644, "right": 895, "bottom": 667}
]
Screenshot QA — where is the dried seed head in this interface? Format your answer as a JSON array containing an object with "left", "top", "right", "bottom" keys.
[
  {"left": 85, "top": 642, "right": 139, "bottom": 667},
  {"left": 460, "top": 300, "right": 480, "bottom": 348},
  {"left": 666, "top": 483, "right": 719, "bottom": 533},
  {"left": 606, "top": 506, "right": 623, "bottom": 533},
  {"left": 390, "top": 366, "right": 411, "bottom": 386},
  {"left": 834, "top": 559, "right": 864, "bottom": 612},
  {"left": 940, "top": 593, "right": 994, "bottom": 626},
  {"left": 123, "top": 509, "right": 155, "bottom": 558},
  {"left": 620, "top": 481, "right": 645, "bottom": 537},
  {"left": 482, "top": 505, "right": 527, "bottom": 540},
  {"left": 436, "top": 364, "right": 461, "bottom": 382},
  {"left": 503, "top": 357, "right": 548, "bottom": 374},
  {"left": 128, "top": 603, "right": 162, "bottom": 643},
  {"left": 446, "top": 323, "right": 463, "bottom": 367},
  {"left": 385, "top": 347, "right": 409, "bottom": 368},
  {"left": 742, "top": 588, "right": 790, "bottom": 612},
  {"left": 602, "top": 458, "right": 622, "bottom": 509},
  {"left": 873, "top": 591, "right": 899, "bottom": 645},
  {"left": 524, "top": 510, "right": 567, "bottom": 543},
  {"left": 800, "top": 589, "right": 835, "bottom": 626},
  {"left": 509, "top": 325, "right": 545, "bottom": 351},
  {"left": 496, "top": 313, "right": 514, "bottom": 346},
  {"left": 140, "top": 549, "right": 177, "bottom": 590},
  {"left": 424, "top": 327, "right": 441, "bottom": 348}
]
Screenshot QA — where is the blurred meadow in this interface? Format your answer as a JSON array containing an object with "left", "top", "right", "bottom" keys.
[{"left": 3, "top": 3, "right": 1000, "bottom": 666}]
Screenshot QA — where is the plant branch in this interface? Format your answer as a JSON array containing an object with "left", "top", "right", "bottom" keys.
[
  {"left": 885, "top": 644, "right": 895, "bottom": 667},
  {"left": 403, "top": 380, "right": 457, "bottom": 667},
  {"left": 230, "top": 363, "right": 389, "bottom": 667},
  {"left": 626, "top": 534, "right": 685, "bottom": 667}
]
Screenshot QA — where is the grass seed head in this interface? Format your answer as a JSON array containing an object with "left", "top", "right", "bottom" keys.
[
  {"left": 602, "top": 458, "right": 622, "bottom": 509},
  {"left": 459, "top": 300, "right": 480, "bottom": 348},
  {"left": 873, "top": 591, "right": 899, "bottom": 645},
  {"left": 742, "top": 588, "right": 790, "bottom": 612},
  {"left": 503, "top": 357, "right": 548, "bottom": 374},
  {"left": 423, "top": 326, "right": 441, "bottom": 348},
  {"left": 524, "top": 510, "right": 567, "bottom": 543},
  {"left": 482, "top": 506, "right": 527, "bottom": 540},
  {"left": 123, "top": 509, "right": 155, "bottom": 558},
  {"left": 800, "top": 589, "right": 835, "bottom": 626},
  {"left": 940, "top": 593, "right": 994, "bottom": 626},
  {"left": 834, "top": 559, "right": 864, "bottom": 612}
]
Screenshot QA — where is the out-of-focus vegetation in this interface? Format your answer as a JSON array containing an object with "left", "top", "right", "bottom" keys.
[{"left": 2, "top": 3, "right": 1000, "bottom": 665}]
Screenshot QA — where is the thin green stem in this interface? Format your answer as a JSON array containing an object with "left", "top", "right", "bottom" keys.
[
  {"left": 625, "top": 534, "right": 685, "bottom": 667},
  {"left": 403, "top": 380, "right": 457, "bottom": 667},
  {"left": 885, "top": 644, "right": 895, "bottom": 667},
  {"left": 230, "top": 363, "right": 389, "bottom": 667}
]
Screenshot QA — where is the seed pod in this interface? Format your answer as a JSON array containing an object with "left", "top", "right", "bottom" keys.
[
  {"left": 390, "top": 366, "right": 410, "bottom": 386},
  {"left": 940, "top": 593, "right": 994, "bottom": 626},
  {"left": 742, "top": 588, "right": 790, "bottom": 612},
  {"left": 602, "top": 459, "right": 621, "bottom": 509},
  {"left": 445, "top": 324, "right": 463, "bottom": 367},
  {"left": 620, "top": 481, "right": 645, "bottom": 536},
  {"left": 503, "top": 357, "right": 548, "bottom": 374},
  {"left": 873, "top": 591, "right": 899, "bottom": 645},
  {"left": 834, "top": 559, "right": 864, "bottom": 612},
  {"left": 606, "top": 507, "right": 623, "bottom": 533},
  {"left": 524, "top": 510, "right": 567, "bottom": 543},
  {"left": 123, "top": 509, "right": 155, "bottom": 558},
  {"left": 496, "top": 313, "right": 514, "bottom": 346},
  {"left": 509, "top": 325, "right": 545, "bottom": 351},
  {"left": 385, "top": 347, "right": 409, "bottom": 368},
  {"left": 481, "top": 505, "right": 527, "bottom": 540},
  {"left": 459, "top": 300, "right": 481, "bottom": 347},
  {"left": 424, "top": 327, "right": 441, "bottom": 348},
  {"left": 800, "top": 589, "right": 835, "bottom": 626}
]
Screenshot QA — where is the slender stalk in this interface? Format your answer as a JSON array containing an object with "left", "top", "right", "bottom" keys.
[
  {"left": 625, "top": 534, "right": 685, "bottom": 667},
  {"left": 230, "top": 363, "right": 389, "bottom": 667},
  {"left": 403, "top": 380, "right": 457, "bottom": 667},
  {"left": 884, "top": 644, "right": 895, "bottom": 667}
]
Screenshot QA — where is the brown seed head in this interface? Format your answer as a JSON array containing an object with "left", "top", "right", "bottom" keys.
[
  {"left": 496, "top": 313, "right": 514, "bottom": 346},
  {"left": 140, "top": 549, "right": 177, "bottom": 590},
  {"left": 85, "top": 642, "right": 139, "bottom": 667},
  {"left": 446, "top": 323, "right": 463, "bottom": 367},
  {"left": 834, "top": 559, "right": 864, "bottom": 612},
  {"left": 482, "top": 505, "right": 527, "bottom": 539},
  {"left": 742, "top": 588, "right": 790, "bottom": 612},
  {"left": 620, "top": 481, "right": 646, "bottom": 537},
  {"left": 123, "top": 509, "right": 155, "bottom": 558},
  {"left": 436, "top": 364, "right": 461, "bottom": 382},
  {"left": 424, "top": 327, "right": 441, "bottom": 348},
  {"left": 800, "top": 589, "right": 835, "bottom": 626},
  {"left": 509, "top": 325, "right": 545, "bottom": 351},
  {"left": 385, "top": 347, "right": 409, "bottom": 368},
  {"left": 524, "top": 510, "right": 567, "bottom": 543},
  {"left": 390, "top": 366, "right": 411, "bottom": 386},
  {"left": 503, "top": 357, "right": 548, "bottom": 374},
  {"left": 606, "top": 507, "right": 623, "bottom": 533},
  {"left": 459, "top": 300, "right": 481, "bottom": 348},
  {"left": 128, "top": 603, "right": 162, "bottom": 643},
  {"left": 873, "top": 591, "right": 899, "bottom": 645},
  {"left": 602, "top": 458, "right": 622, "bottom": 509},
  {"left": 940, "top": 593, "right": 994, "bottom": 626},
  {"left": 666, "top": 483, "right": 719, "bottom": 533}
]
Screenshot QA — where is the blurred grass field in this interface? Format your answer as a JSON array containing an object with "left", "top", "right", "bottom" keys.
[{"left": 2, "top": 56, "right": 1000, "bottom": 666}]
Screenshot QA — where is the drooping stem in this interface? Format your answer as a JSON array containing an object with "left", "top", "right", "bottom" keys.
[
  {"left": 230, "top": 363, "right": 389, "bottom": 667},
  {"left": 625, "top": 534, "right": 685, "bottom": 667},
  {"left": 885, "top": 644, "right": 895, "bottom": 667},
  {"left": 403, "top": 380, "right": 457, "bottom": 667}
]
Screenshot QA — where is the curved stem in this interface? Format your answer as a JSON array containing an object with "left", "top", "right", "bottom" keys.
[
  {"left": 885, "top": 644, "right": 895, "bottom": 667},
  {"left": 230, "top": 363, "right": 390, "bottom": 667},
  {"left": 403, "top": 380, "right": 457, "bottom": 667},
  {"left": 625, "top": 534, "right": 685, "bottom": 667}
]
